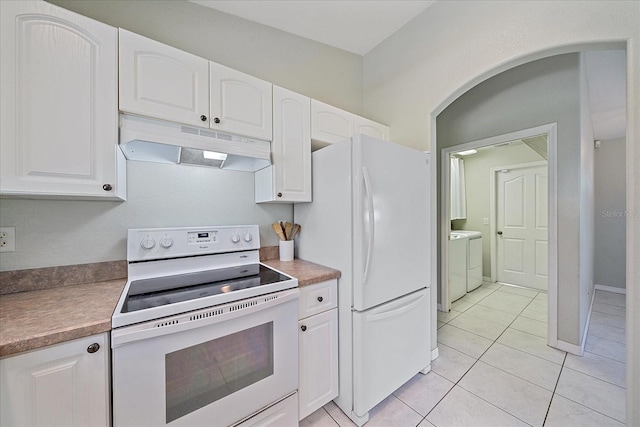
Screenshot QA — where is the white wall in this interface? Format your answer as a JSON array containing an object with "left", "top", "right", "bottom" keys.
[
  {"left": 579, "top": 53, "right": 596, "bottom": 339},
  {"left": 0, "top": 162, "right": 292, "bottom": 271},
  {"left": 594, "top": 137, "right": 627, "bottom": 289}
]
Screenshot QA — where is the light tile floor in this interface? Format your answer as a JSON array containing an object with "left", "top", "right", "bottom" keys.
[{"left": 300, "top": 284, "right": 627, "bottom": 426}]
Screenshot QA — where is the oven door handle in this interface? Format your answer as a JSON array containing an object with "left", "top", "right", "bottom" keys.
[{"left": 111, "top": 289, "right": 299, "bottom": 348}]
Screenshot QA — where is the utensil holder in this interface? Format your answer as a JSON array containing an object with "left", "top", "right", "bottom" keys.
[{"left": 279, "top": 240, "right": 294, "bottom": 261}]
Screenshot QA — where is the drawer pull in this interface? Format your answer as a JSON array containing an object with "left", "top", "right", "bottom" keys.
[
  {"left": 317, "top": 296, "right": 324, "bottom": 302},
  {"left": 87, "top": 343, "right": 100, "bottom": 354}
]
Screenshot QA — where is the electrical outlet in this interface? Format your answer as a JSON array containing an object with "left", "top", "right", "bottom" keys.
[{"left": 0, "top": 227, "right": 16, "bottom": 252}]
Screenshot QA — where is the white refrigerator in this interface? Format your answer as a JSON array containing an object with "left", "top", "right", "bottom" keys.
[{"left": 294, "top": 134, "right": 431, "bottom": 426}]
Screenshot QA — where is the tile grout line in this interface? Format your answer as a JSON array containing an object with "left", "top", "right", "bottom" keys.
[
  {"left": 542, "top": 352, "right": 568, "bottom": 426},
  {"left": 560, "top": 364, "right": 626, "bottom": 389}
]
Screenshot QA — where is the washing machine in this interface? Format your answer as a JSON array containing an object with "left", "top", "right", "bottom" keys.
[
  {"left": 454, "top": 230, "right": 483, "bottom": 291},
  {"left": 448, "top": 232, "right": 468, "bottom": 302}
]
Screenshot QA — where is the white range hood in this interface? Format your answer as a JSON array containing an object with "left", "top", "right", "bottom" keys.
[{"left": 119, "top": 114, "right": 271, "bottom": 172}]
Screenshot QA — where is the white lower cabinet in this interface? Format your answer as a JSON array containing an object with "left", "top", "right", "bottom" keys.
[
  {"left": 298, "top": 280, "right": 339, "bottom": 420},
  {"left": 0, "top": 333, "right": 110, "bottom": 427}
]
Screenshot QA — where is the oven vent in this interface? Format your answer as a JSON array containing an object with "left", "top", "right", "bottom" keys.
[
  {"left": 230, "top": 300, "right": 258, "bottom": 311},
  {"left": 155, "top": 319, "right": 179, "bottom": 328},
  {"left": 264, "top": 294, "right": 279, "bottom": 302},
  {"left": 190, "top": 308, "right": 224, "bottom": 321}
]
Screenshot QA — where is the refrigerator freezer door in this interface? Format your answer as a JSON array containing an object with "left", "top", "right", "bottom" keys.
[
  {"left": 352, "top": 135, "right": 430, "bottom": 311},
  {"left": 352, "top": 288, "right": 430, "bottom": 418}
]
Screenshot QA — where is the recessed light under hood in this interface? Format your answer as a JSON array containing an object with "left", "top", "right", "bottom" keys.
[{"left": 118, "top": 114, "right": 271, "bottom": 172}]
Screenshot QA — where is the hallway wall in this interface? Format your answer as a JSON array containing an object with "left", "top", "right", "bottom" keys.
[{"left": 594, "top": 137, "right": 627, "bottom": 289}]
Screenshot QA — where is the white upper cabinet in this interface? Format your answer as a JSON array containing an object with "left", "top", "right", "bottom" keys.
[
  {"left": 355, "top": 116, "right": 390, "bottom": 141},
  {"left": 0, "top": 0, "right": 124, "bottom": 200},
  {"left": 311, "top": 99, "right": 389, "bottom": 149},
  {"left": 119, "top": 29, "right": 210, "bottom": 128},
  {"left": 311, "top": 99, "right": 354, "bottom": 147},
  {"left": 255, "top": 86, "right": 311, "bottom": 203},
  {"left": 210, "top": 62, "right": 273, "bottom": 141}
]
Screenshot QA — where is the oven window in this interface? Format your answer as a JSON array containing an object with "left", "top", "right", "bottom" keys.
[{"left": 165, "top": 322, "right": 274, "bottom": 423}]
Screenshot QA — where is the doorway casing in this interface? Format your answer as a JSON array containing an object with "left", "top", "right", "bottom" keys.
[{"left": 440, "top": 123, "right": 562, "bottom": 350}]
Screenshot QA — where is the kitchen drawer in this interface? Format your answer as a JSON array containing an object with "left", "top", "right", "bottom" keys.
[{"left": 298, "top": 279, "right": 337, "bottom": 319}]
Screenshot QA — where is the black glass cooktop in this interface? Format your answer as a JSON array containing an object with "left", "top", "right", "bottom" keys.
[{"left": 121, "top": 264, "right": 290, "bottom": 313}]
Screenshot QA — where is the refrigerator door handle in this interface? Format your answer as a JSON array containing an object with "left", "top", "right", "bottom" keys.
[
  {"left": 363, "top": 166, "right": 375, "bottom": 286},
  {"left": 362, "top": 291, "right": 426, "bottom": 322}
]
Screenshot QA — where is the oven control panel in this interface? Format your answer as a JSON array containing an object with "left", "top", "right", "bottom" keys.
[{"left": 128, "top": 225, "right": 260, "bottom": 261}]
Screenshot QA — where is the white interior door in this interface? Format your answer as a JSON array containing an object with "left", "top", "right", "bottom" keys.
[{"left": 496, "top": 164, "right": 548, "bottom": 290}]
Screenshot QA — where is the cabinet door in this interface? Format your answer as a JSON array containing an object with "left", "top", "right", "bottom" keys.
[
  {"left": 355, "top": 116, "right": 390, "bottom": 141},
  {"left": 310, "top": 99, "right": 354, "bottom": 146},
  {"left": 0, "top": 1, "right": 123, "bottom": 200},
  {"left": 119, "top": 28, "right": 210, "bottom": 127},
  {"left": 0, "top": 334, "right": 110, "bottom": 427},
  {"left": 298, "top": 309, "right": 339, "bottom": 420},
  {"left": 210, "top": 62, "right": 273, "bottom": 141},
  {"left": 256, "top": 86, "right": 310, "bottom": 203}
]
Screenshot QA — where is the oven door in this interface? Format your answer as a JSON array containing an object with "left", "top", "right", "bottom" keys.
[{"left": 111, "top": 289, "right": 299, "bottom": 427}]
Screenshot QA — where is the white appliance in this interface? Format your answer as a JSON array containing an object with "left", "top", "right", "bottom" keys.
[
  {"left": 111, "top": 226, "right": 299, "bottom": 427},
  {"left": 294, "top": 134, "right": 431, "bottom": 426},
  {"left": 449, "top": 232, "right": 468, "bottom": 301},
  {"left": 119, "top": 114, "right": 271, "bottom": 171},
  {"left": 453, "top": 230, "right": 483, "bottom": 292}
]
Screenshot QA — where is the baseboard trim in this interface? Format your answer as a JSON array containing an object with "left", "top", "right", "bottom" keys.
[
  {"left": 595, "top": 284, "right": 626, "bottom": 294},
  {"left": 432, "top": 347, "right": 439, "bottom": 360},
  {"left": 556, "top": 339, "right": 584, "bottom": 356}
]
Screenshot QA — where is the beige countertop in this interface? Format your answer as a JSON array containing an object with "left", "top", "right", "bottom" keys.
[
  {"left": 262, "top": 258, "right": 341, "bottom": 286},
  {"left": 0, "top": 279, "right": 126, "bottom": 358},
  {"left": 0, "top": 258, "right": 339, "bottom": 358}
]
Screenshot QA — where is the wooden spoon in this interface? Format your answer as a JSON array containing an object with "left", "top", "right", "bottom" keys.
[{"left": 272, "top": 223, "right": 286, "bottom": 240}]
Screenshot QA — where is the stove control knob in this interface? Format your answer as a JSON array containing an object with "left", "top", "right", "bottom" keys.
[
  {"left": 140, "top": 238, "right": 156, "bottom": 250},
  {"left": 231, "top": 233, "right": 241, "bottom": 243},
  {"left": 243, "top": 232, "right": 252, "bottom": 243},
  {"left": 160, "top": 237, "right": 174, "bottom": 248}
]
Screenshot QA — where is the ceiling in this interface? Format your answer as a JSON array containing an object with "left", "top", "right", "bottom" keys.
[{"left": 191, "top": 1, "right": 626, "bottom": 141}]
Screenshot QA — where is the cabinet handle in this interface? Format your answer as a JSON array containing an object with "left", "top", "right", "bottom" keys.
[
  {"left": 213, "top": 117, "right": 221, "bottom": 124},
  {"left": 317, "top": 296, "right": 324, "bottom": 302},
  {"left": 200, "top": 115, "right": 207, "bottom": 122},
  {"left": 300, "top": 325, "right": 307, "bottom": 332},
  {"left": 497, "top": 231, "right": 503, "bottom": 235},
  {"left": 102, "top": 184, "right": 112, "bottom": 192},
  {"left": 87, "top": 343, "right": 100, "bottom": 354},
  {"left": 277, "top": 192, "right": 283, "bottom": 198}
]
